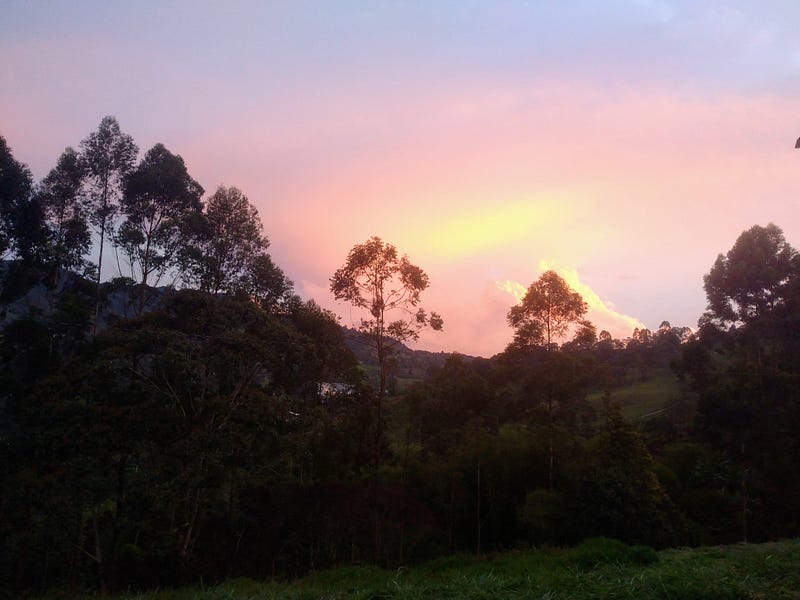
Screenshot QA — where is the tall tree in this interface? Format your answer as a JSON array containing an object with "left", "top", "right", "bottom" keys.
[
  {"left": 506, "top": 270, "right": 589, "bottom": 490},
  {"left": 683, "top": 223, "right": 800, "bottom": 542},
  {"left": 0, "top": 135, "right": 35, "bottom": 260},
  {"left": 703, "top": 223, "right": 798, "bottom": 328},
  {"left": 118, "top": 143, "right": 203, "bottom": 315},
  {"left": 330, "top": 236, "right": 442, "bottom": 467},
  {"left": 80, "top": 117, "right": 138, "bottom": 333},
  {"left": 182, "top": 186, "right": 292, "bottom": 311},
  {"left": 36, "top": 147, "right": 90, "bottom": 277},
  {"left": 507, "top": 270, "right": 588, "bottom": 350}
]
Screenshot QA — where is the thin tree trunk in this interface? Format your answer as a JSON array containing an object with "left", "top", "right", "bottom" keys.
[
  {"left": 92, "top": 509, "right": 107, "bottom": 593},
  {"left": 92, "top": 215, "right": 106, "bottom": 338},
  {"left": 548, "top": 391, "right": 554, "bottom": 491},
  {"left": 741, "top": 462, "right": 749, "bottom": 543},
  {"left": 111, "top": 455, "right": 126, "bottom": 564},
  {"left": 376, "top": 335, "right": 386, "bottom": 474},
  {"left": 476, "top": 460, "right": 481, "bottom": 556}
]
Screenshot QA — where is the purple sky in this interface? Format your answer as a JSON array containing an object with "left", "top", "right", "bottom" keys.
[{"left": 2, "top": 1, "right": 800, "bottom": 356}]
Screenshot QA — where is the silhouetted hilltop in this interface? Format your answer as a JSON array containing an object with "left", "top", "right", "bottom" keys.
[{"left": 342, "top": 326, "right": 475, "bottom": 383}]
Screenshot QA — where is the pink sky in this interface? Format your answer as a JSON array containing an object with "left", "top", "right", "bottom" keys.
[{"left": 2, "top": 2, "right": 800, "bottom": 356}]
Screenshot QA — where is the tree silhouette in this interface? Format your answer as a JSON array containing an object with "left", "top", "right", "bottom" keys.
[
  {"left": 37, "top": 147, "right": 90, "bottom": 277},
  {"left": 506, "top": 270, "right": 589, "bottom": 490},
  {"left": 703, "top": 223, "right": 798, "bottom": 328},
  {"left": 507, "top": 270, "right": 588, "bottom": 350},
  {"left": 0, "top": 135, "right": 35, "bottom": 260},
  {"left": 79, "top": 117, "right": 138, "bottom": 334},
  {"left": 330, "top": 236, "right": 442, "bottom": 468},
  {"left": 118, "top": 143, "right": 203, "bottom": 315},
  {"left": 181, "top": 186, "right": 292, "bottom": 310}
]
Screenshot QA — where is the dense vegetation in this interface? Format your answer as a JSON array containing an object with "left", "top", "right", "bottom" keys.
[
  {"left": 1, "top": 120, "right": 799, "bottom": 595},
  {"left": 45, "top": 539, "right": 800, "bottom": 600}
]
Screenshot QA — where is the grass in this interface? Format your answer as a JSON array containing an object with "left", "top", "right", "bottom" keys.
[
  {"left": 588, "top": 375, "right": 683, "bottom": 422},
  {"left": 48, "top": 539, "right": 800, "bottom": 600}
]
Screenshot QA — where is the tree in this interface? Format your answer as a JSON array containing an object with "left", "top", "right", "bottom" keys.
[
  {"left": 507, "top": 270, "right": 588, "bottom": 350},
  {"left": 182, "top": 186, "right": 293, "bottom": 310},
  {"left": 571, "top": 402, "right": 682, "bottom": 546},
  {"left": 0, "top": 135, "right": 35, "bottom": 260},
  {"left": 80, "top": 117, "right": 138, "bottom": 333},
  {"left": 506, "top": 270, "right": 589, "bottom": 490},
  {"left": 680, "top": 223, "right": 800, "bottom": 542},
  {"left": 37, "top": 147, "right": 90, "bottom": 277},
  {"left": 118, "top": 143, "right": 203, "bottom": 315},
  {"left": 330, "top": 236, "right": 442, "bottom": 468},
  {"left": 703, "top": 223, "right": 798, "bottom": 328}
]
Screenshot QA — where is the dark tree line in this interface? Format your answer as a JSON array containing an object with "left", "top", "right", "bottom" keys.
[{"left": 2, "top": 121, "right": 800, "bottom": 594}]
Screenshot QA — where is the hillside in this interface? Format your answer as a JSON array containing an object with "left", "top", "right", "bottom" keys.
[{"left": 342, "top": 326, "right": 476, "bottom": 388}]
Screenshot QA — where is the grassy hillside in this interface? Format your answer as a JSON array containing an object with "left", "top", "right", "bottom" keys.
[
  {"left": 50, "top": 539, "right": 800, "bottom": 600},
  {"left": 588, "top": 374, "right": 688, "bottom": 422}
]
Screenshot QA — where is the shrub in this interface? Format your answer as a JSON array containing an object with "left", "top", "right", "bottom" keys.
[{"left": 572, "top": 537, "right": 659, "bottom": 569}]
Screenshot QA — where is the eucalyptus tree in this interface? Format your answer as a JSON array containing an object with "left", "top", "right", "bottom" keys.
[
  {"left": 506, "top": 270, "right": 589, "bottom": 490},
  {"left": 507, "top": 270, "right": 588, "bottom": 350},
  {"left": 330, "top": 236, "right": 442, "bottom": 469},
  {"left": 118, "top": 143, "right": 203, "bottom": 315},
  {"left": 36, "top": 147, "right": 90, "bottom": 277},
  {"left": 79, "top": 117, "right": 138, "bottom": 333},
  {"left": 182, "top": 186, "right": 292, "bottom": 311},
  {"left": 0, "top": 135, "right": 35, "bottom": 260}
]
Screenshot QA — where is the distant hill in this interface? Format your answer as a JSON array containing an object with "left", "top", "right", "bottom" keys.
[
  {"left": 0, "top": 262, "right": 167, "bottom": 333},
  {"left": 341, "top": 327, "right": 475, "bottom": 389},
  {"left": 0, "top": 262, "right": 467, "bottom": 392}
]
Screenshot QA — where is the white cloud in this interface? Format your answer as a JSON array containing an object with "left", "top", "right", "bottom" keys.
[{"left": 498, "top": 260, "right": 644, "bottom": 341}]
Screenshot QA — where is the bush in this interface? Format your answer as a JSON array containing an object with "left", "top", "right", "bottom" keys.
[{"left": 572, "top": 537, "right": 659, "bottom": 569}]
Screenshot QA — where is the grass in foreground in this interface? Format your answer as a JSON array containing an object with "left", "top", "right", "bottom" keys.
[{"left": 49, "top": 538, "right": 800, "bottom": 600}]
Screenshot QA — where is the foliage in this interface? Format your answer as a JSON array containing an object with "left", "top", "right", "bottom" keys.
[
  {"left": 44, "top": 540, "right": 800, "bottom": 600},
  {"left": 507, "top": 270, "right": 587, "bottom": 350},
  {"left": 79, "top": 116, "right": 138, "bottom": 332},
  {"left": 571, "top": 537, "right": 659, "bottom": 568},
  {"left": 181, "top": 186, "right": 292, "bottom": 311},
  {"left": 330, "top": 236, "right": 442, "bottom": 473},
  {"left": 0, "top": 135, "right": 38, "bottom": 261},
  {"left": 679, "top": 223, "right": 800, "bottom": 543},
  {"left": 36, "top": 147, "right": 91, "bottom": 275},
  {"left": 330, "top": 236, "right": 443, "bottom": 363},
  {"left": 703, "top": 223, "right": 799, "bottom": 328},
  {"left": 118, "top": 143, "right": 203, "bottom": 313}
]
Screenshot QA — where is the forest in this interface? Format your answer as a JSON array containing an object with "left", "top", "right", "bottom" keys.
[{"left": 1, "top": 117, "right": 799, "bottom": 595}]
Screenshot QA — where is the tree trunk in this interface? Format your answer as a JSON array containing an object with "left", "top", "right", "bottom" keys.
[
  {"left": 110, "top": 455, "right": 126, "bottom": 564},
  {"left": 548, "top": 391, "right": 554, "bottom": 491},
  {"left": 92, "top": 214, "right": 106, "bottom": 338},
  {"left": 476, "top": 460, "right": 481, "bottom": 556},
  {"left": 741, "top": 461, "right": 749, "bottom": 543},
  {"left": 92, "top": 509, "right": 107, "bottom": 593}
]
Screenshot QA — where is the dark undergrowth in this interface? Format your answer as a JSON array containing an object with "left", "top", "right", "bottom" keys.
[{"left": 36, "top": 538, "right": 800, "bottom": 600}]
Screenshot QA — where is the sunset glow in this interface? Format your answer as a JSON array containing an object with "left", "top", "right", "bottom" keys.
[
  {"left": 3, "top": 1, "right": 799, "bottom": 357},
  {"left": 499, "top": 260, "right": 645, "bottom": 342},
  {"left": 405, "top": 199, "right": 561, "bottom": 260}
]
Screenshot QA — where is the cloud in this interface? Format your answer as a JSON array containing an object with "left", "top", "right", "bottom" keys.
[{"left": 498, "top": 260, "right": 644, "bottom": 341}]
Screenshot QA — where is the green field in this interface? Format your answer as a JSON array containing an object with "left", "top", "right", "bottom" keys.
[
  {"left": 588, "top": 375, "right": 685, "bottom": 422},
  {"left": 48, "top": 539, "right": 800, "bottom": 600}
]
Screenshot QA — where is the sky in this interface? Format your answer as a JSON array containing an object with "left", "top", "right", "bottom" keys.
[{"left": 2, "top": 1, "right": 799, "bottom": 357}]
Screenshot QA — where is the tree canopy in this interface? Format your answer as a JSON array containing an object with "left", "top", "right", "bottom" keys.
[
  {"left": 330, "top": 236, "right": 442, "bottom": 394},
  {"left": 507, "top": 270, "right": 588, "bottom": 350},
  {"left": 118, "top": 143, "right": 203, "bottom": 313},
  {"left": 703, "top": 223, "right": 799, "bottom": 328}
]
